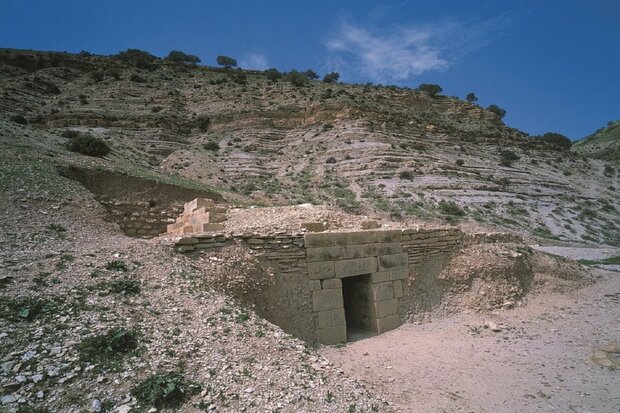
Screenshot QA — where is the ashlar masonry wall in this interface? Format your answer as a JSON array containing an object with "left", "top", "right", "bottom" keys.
[{"left": 175, "top": 227, "right": 468, "bottom": 345}]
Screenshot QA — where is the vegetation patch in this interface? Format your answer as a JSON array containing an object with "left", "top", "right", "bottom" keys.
[
  {"left": 132, "top": 372, "right": 199, "bottom": 409},
  {"left": 65, "top": 132, "right": 111, "bottom": 157},
  {"left": 0, "top": 297, "right": 57, "bottom": 321},
  {"left": 77, "top": 327, "right": 140, "bottom": 367}
]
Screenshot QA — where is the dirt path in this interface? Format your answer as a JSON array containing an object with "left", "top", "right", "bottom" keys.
[
  {"left": 531, "top": 245, "right": 619, "bottom": 262},
  {"left": 321, "top": 269, "right": 620, "bottom": 412}
]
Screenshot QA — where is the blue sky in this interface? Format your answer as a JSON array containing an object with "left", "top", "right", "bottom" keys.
[{"left": 1, "top": 0, "right": 618, "bottom": 140}]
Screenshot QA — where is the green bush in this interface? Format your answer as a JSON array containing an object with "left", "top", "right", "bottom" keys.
[
  {"left": 106, "top": 260, "right": 128, "bottom": 272},
  {"left": 216, "top": 55, "right": 237, "bottom": 68},
  {"left": 194, "top": 115, "right": 211, "bottom": 132},
  {"left": 499, "top": 149, "right": 519, "bottom": 167},
  {"left": 164, "top": 50, "right": 201, "bottom": 65},
  {"left": 456, "top": 159, "right": 465, "bottom": 166},
  {"left": 539, "top": 132, "right": 572, "bottom": 150},
  {"left": 286, "top": 70, "right": 308, "bottom": 87},
  {"left": 323, "top": 72, "right": 340, "bottom": 84},
  {"left": 114, "top": 49, "right": 157, "bottom": 69},
  {"left": 108, "top": 279, "right": 141, "bottom": 296},
  {"left": 418, "top": 83, "right": 442, "bottom": 97},
  {"left": 264, "top": 68, "right": 282, "bottom": 82},
  {"left": 77, "top": 327, "right": 139, "bottom": 364},
  {"left": 466, "top": 93, "right": 478, "bottom": 103},
  {"left": 66, "top": 133, "right": 111, "bottom": 157},
  {"left": 0, "top": 298, "right": 56, "bottom": 321},
  {"left": 487, "top": 104, "right": 507, "bottom": 119},
  {"left": 438, "top": 200, "right": 465, "bottom": 216},
  {"left": 399, "top": 170, "right": 414, "bottom": 180},
  {"left": 304, "top": 69, "right": 319, "bottom": 80},
  {"left": 132, "top": 372, "right": 198, "bottom": 408},
  {"left": 204, "top": 141, "right": 219, "bottom": 151}
]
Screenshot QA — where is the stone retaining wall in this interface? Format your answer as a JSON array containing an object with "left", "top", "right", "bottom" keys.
[{"left": 174, "top": 227, "right": 516, "bottom": 345}]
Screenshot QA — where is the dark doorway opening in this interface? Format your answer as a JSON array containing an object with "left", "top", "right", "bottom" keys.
[{"left": 342, "top": 274, "right": 376, "bottom": 341}]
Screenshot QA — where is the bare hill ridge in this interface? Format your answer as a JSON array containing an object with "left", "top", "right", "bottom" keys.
[{"left": 0, "top": 48, "right": 618, "bottom": 246}]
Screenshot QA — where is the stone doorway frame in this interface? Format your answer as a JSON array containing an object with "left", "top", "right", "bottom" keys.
[{"left": 305, "top": 231, "right": 408, "bottom": 345}]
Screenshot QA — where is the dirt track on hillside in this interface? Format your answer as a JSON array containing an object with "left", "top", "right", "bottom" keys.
[{"left": 322, "top": 267, "right": 620, "bottom": 413}]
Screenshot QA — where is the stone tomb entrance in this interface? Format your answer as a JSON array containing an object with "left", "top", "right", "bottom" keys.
[
  {"left": 341, "top": 274, "right": 375, "bottom": 340},
  {"left": 306, "top": 230, "right": 407, "bottom": 345}
]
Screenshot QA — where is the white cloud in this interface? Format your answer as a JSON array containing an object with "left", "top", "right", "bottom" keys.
[
  {"left": 326, "top": 17, "right": 509, "bottom": 83},
  {"left": 239, "top": 53, "right": 269, "bottom": 70}
]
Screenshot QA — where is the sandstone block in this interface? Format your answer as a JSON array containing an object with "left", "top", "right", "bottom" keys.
[
  {"left": 371, "top": 282, "right": 394, "bottom": 302},
  {"left": 335, "top": 257, "right": 377, "bottom": 278},
  {"left": 376, "top": 230, "right": 402, "bottom": 243},
  {"left": 176, "top": 245, "right": 195, "bottom": 253},
  {"left": 372, "top": 299, "right": 398, "bottom": 318},
  {"left": 390, "top": 267, "right": 409, "bottom": 280},
  {"left": 312, "top": 289, "right": 343, "bottom": 312},
  {"left": 364, "top": 242, "right": 402, "bottom": 257},
  {"left": 342, "top": 244, "right": 365, "bottom": 259},
  {"left": 184, "top": 198, "right": 215, "bottom": 213},
  {"left": 370, "top": 271, "right": 390, "bottom": 283},
  {"left": 306, "top": 246, "right": 343, "bottom": 262},
  {"left": 321, "top": 278, "right": 342, "bottom": 290},
  {"left": 393, "top": 280, "right": 403, "bottom": 298},
  {"left": 378, "top": 253, "right": 408, "bottom": 270},
  {"left": 376, "top": 314, "right": 401, "bottom": 334},
  {"left": 307, "top": 261, "right": 335, "bottom": 279},
  {"left": 317, "top": 326, "right": 347, "bottom": 345},
  {"left": 317, "top": 308, "right": 345, "bottom": 328},
  {"left": 304, "top": 233, "right": 336, "bottom": 248},
  {"left": 347, "top": 231, "right": 378, "bottom": 245},
  {"left": 309, "top": 280, "right": 322, "bottom": 291}
]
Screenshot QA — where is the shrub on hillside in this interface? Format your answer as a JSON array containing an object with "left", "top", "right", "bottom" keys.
[
  {"left": 323, "top": 72, "right": 340, "bottom": 84},
  {"left": 466, "top": 92, "right": 478, "bottom": 103},
  {"left": 264, "top": 68, "right": 282, "bottom": 83},
  {"left": 114, "top": 49, "right": 157, "bottom": 69},
  {"left": 487, "top": 104, "right": 507, "bottom": 119},
  {"left": 89, "top": 71, "right": 104, "bottom": 83},
  {"left": 286, "top": 70, "right": 308, "bottom": 87},
  {"left": 65, "top": 132, "right": 111, "bottom": 157},
  {"left": 499, "top": 149, "right": 519, "bottom": 167},
  {"left": 164, "top": 50, "right": 201, "bottom": 65},
  {"left": 216, "top": 55, "right": 237, "bottom": 68},
  {"left": 539, "top": 132, "right": 572, "bottom": 150},
  {"left": 418, "top": 83, "right": 442, "bottom": 97},
  {"left": 304, "top": 69, "right": 319, "bottom": 80}
]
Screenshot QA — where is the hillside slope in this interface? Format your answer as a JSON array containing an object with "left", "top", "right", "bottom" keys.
[
  {"left": 0, "top": 48, "right": 618, "bottom": 246},
  {"left": 573, "top": 120, "right": 620, "bottom": 161}
]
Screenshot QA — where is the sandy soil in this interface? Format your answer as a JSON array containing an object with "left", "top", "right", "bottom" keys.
[{"left": 322, "top": 268, "right": 620, "bottom": 413}]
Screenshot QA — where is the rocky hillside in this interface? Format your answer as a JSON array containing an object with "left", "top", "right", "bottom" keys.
[
  {"left": 573, "top": 120, "right": 620, "bottom": 161},
  {"left": 0, "top": 48, "right": 618, "bottom": 246}
]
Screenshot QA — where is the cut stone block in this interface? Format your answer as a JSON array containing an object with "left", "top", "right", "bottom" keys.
[
  {"left": 321, "top": 278, "right": 342, "bottom": 290},
  {"left": 378, "top": 253, "right": 408, "bottom": 270},
  {"left": 335, "top": 257, "right": 377, "bottom": 278},
  {"left": 304, "top": 233, "right": 336, "bottom": 248},
  {"left": 312, "top": 289, "right": 344, "bottom": 312},
  {"left": 317, "top": 308, "right": 346, "bottom": 328},
  {"left": 371, "top": 298, "right": 398, "bottom": 318},
  {"left": 306, "top": 246, "right": 343, "bottom": 262},
  {"left": 184, "top": 198, "right": 215, "bottom": 213},
  {"left": 342, "top": 244, "right": 365, "bottom": 259},
  {"left": 307, "top": 261, "right": 335, "bottom": 280},
  {"left": 361, "top": 220, "right": 381, "bottom": 229},
  {"left": 377, "top": 230, "right": 402, "bottom": 243},
  {"left": 370, "top": 271, "right": 390, "bottom": 283},
  {"left": 390, "top": 267, "right": 409, "bottom": 280},
  {"left": 376, "top": 314, "right": 401, "bottom": 334},
  {"left": 393, "top": 280, "right": 403, "bottom": 298},
  {"left": 317, "top": 325, "right": 347, "bottom": 345},
  {"left": 347, "top": 231, "right": 378, "bottom": 245},
  {"left": 371, "top": 282, "right": 394, "bottom": 302},
  {"left": 177, "top": 237, "right": 199, "bottom": 245},
  {"left": 309, "top": 280, "right": 322, "bottom": 291},
  {"left": 364, "top": 242, "right": 402, "bottom": 257}
]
